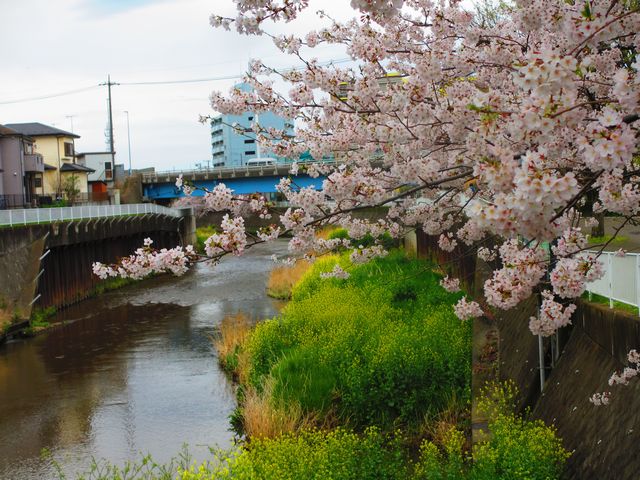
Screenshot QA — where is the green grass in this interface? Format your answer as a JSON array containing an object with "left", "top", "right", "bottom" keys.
[
  {"left": 20, "top": 306, "right": 58, "bottom": 336},
  {"left": 581, "top": 291, "right": 639, "bottom": 316},
  {"left": 90, "top": 276, "right": 137, "bottom": 296},
  {"left": 587, "top": 234, "right": 628, "bottom": 245},
  {"left": 239, "top": 249, "right": 472, "bottom": 431}
]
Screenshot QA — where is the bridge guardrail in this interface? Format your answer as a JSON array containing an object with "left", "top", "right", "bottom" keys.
[
  {"left": 0, "top": 203, "right": 180, "bottom": 227},
  {"left": 141, "top": 160, "right": 342, "bottom": 183}
]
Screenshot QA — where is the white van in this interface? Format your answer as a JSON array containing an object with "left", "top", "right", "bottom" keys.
[{"left": 246, "top": 158, "right": 276, "bottom": 167}]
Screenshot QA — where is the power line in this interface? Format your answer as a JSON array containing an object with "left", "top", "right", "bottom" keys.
[
  {"left": 119, "top": 58, "right": 353, "bottom": 86},
  {"left": 0, "top": 85, "right": 101, "bottom": 105},
  {"left": 0, "top": 58, "right": 355, "bottom": 104},
  {"left": 120, "top": 73, "right": 245, "bottom": 86}
]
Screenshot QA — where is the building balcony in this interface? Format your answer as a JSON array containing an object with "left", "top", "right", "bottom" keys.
[{"left": 23, "top": 153, "right": 44, "bottom": 173}]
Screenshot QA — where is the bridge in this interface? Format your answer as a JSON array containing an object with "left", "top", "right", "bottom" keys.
[{"left": 141, "top": 162, "right": 334, "bottom": 201}]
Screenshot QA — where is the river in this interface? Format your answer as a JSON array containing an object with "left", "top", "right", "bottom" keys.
[{"left": 0, "top": 241, "right": 288, "bottom": 479}]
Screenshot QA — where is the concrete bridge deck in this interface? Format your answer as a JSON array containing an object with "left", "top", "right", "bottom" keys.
[{"left": 141, "top": 161, "right": 337, "bottom": 200}]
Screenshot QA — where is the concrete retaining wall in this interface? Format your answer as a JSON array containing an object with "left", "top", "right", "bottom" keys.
[
  {"left": 0, "top": 227, "right": 46, "bottom": 320},
  {"left": 412, "top": 230, "right": 640, "bottom": 479},
  {"left": 534, "top": 303, "right": 640, "bottom": 480},
  {"left": 0, "top": 209, "right": 196, "bottom": 313}
]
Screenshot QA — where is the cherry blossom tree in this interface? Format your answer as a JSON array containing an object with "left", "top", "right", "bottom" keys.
[{"left": 94, "top": 0, "right": 639, "bottom": 400}]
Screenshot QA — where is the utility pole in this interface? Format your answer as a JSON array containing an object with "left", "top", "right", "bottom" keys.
[
  {"left": 100, "top": 75, "right": 119, "bottom": 180},
  {"left": 124, "top": 110, "right": 132, "bottom": 176}
]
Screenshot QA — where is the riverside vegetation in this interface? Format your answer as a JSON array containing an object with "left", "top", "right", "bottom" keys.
[{"left": 59, "top": 246, "right": 570, "bottom": 479}]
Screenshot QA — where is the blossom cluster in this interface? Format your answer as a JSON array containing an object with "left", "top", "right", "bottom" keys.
[
  {"left": 92, "top": 238, "right": 197, "bottom": 280},
  {"left": 320, "top": 264, "right": 351, "bottom": 280},
  {"left": 204, "top": 215, "right": 248, "bottom": 257},
  {"left": 453, "top": 297, "right": 484, "bottom": 321},
  {"left": 349, "top": 245, "right": 388, "bottom": 264},
  {"left": 550, "top": 255, "right": 604, "bottom": 299},
  {"left": 483, "top": 240, "right": 548, "bottom": 310},
  {"left": 440, "top": 276, "right": 461, "bottom": 293},
  {"left": 529, "top": 291, "right": 577, "bottom": 337},
  {"left": 206, "top": 0, "right": 638, "bottom": 331},
  {"left": 591, "top": 350, "right": 640, "bottom": 406}
]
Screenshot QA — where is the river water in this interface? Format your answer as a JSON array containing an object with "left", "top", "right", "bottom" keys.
[{"left": 0, "top": 241, "right": 288, "bottom": 479}]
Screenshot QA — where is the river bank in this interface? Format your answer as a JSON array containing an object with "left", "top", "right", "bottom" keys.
[{"left": 200, "top": 248, "right": 570, "bottom": 480}]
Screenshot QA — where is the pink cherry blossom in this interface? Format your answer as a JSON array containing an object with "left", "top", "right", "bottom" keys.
[
  {"left": 454, "top": 297, "right": 484, "bottom": 321},
  {"left": 440, "top": 276, "right": 461, "bottom": 293},
  {"left": 529, "top": 291, "right": 577, "bottom": 337}
]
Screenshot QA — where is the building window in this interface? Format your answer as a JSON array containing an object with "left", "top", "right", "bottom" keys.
[
  {"left": 244, "top": 139, "right": 255, "bottom": 144},
  {"left": 105, "top": 162, "right": 113, "bottom": 180},
  {"left": 35, "top": 177, "right": 42, "bottom": 188},
  {"left": 245, "top": 151, "right": 256, "bottom": 155},
  {"left": 24, "top": 142, "right": 34, "bottom": 154},
  {"left": 64, "top": 142, "right": 74, "bottom": 157}
]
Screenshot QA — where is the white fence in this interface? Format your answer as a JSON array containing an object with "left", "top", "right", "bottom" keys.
[
  {"left": 0, "top": 203, "right": 180, "bottom": 227},
  {"left": 583, "top": 250, "right": 640, "bottom": 315}
]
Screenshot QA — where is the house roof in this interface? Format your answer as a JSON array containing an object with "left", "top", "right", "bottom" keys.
[
  {"left": 4, "top": 122, "right": 80, "bottom": 139},
  {"left": 44, "top": 163, "right": 57, "bottom": 170},
  {"left": 0, "top": 125, "right": 21, "bottom": 136},
  {"left": 60, "top": 163, "right": 95, "bottom": 173},
  {"left": 76, "top": 151, "right": 113, "bottom": 157}
]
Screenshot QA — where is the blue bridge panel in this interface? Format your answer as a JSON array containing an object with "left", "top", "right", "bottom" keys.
[{"left": 143, "top": 174, "right": 325, "bottom": 200}]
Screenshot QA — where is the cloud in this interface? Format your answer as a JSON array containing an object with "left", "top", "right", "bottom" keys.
[{"left": 0, "top": 0, "right": 352, "bottom": 171}]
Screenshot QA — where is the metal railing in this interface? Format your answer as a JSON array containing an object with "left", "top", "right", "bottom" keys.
[
  {"left": 0, "top": 192, "right": 112, "bottom": 210},
  {"left": 583, "top": 250, "right": 640, "bottom": 315},
  {"left": 0, "top": 203, "right": 180, "bottom": 227},
  {"left": 142, "top": 160, "right": 342, "bottom": 183}
]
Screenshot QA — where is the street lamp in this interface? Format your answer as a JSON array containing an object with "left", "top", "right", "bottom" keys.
[{"left": 124, "top": 111, "right": 132, "bottom": 175}]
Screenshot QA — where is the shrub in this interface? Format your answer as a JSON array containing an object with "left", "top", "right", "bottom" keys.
[
  {"left": 471, "top": 413, "right": 569, "bottom": 480},
  {"left": 414, "top": 383, "right": 570, "bottom": 480},
  {"left": 181, "top": 428, "right": 410, "bottom": 480}
]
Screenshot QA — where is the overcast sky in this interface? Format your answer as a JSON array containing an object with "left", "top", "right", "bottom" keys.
[{"left": 0, "top": 0, "right": 350, "bottom": 171}]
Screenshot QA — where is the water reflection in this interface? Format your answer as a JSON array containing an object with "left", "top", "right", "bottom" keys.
[{"left": 0, "top": 241, "right": 288, "bottom": 479}]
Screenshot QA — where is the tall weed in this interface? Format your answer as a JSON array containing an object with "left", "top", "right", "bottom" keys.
[
  {"left": 266, "top": 260, "right": 312, "bottom": 299},
  {"left": 213, "top": 313, "right": 251, "bottom": 374}
]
